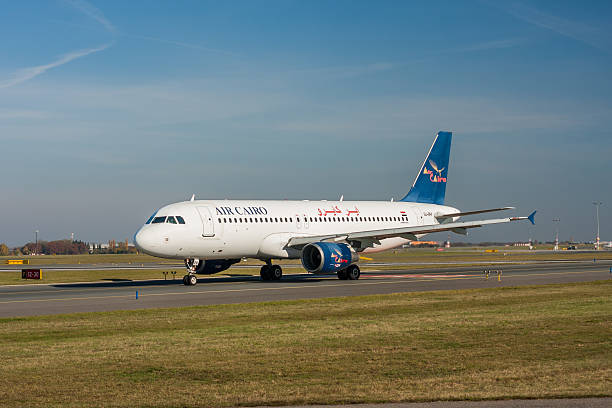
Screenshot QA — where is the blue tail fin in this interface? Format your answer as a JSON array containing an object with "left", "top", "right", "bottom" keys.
[{"left": 400, "top": 131, "right": 452, "bottom": 205}]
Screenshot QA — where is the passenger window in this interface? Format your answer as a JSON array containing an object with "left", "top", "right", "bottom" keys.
[
  {"left": 229, "top": 218, "right": 232, "bottom": 223},
  {"left": 176, "top": 216, "right": 185, "bottom": 224},
  {"left": 152, "top": 216, "right": 166, "bottom": 224},
  {"left": 218, "top": 219, "right": 222, "bottom": 223},
  {"left": 223, "top": 218, "right": 227, "bottom": 223},
  {"left": 166, "top": 216, "right": 177, "bottom": 224},
  {"left": 250, "top": 218, "right": 253, "bottom": 223}
]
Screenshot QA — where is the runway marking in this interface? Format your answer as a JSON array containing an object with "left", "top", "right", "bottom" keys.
[
  {"left": 0, "top": 270, "right": 600, "bottom": 306},
  {"left": 0, "top": 279, "right": 252, "bottom": 296}
]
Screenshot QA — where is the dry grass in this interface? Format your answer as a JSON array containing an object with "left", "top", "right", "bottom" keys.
[{"left": 0, "top": 281, "right": 610, "bottom": 407}]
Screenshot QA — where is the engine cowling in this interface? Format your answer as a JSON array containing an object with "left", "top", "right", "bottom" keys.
[
  {"left": 301, "top": 242, "right": 359, "bottom": 273},
  {"left": 186, "top": 259, "right": 240, "bottom": 274}
]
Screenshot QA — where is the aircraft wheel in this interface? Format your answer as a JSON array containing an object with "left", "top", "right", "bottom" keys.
[
  {"left": 347, "top": 264, "right": 360, "bottom": 280},
  {"left": 270, "top": 265, "right": 283, "bottom": 280},
  {"left": 188, "top": 274, "right": 198, "bottom": 286},
  {"left": 337, "top": 269, "right": 348, "bottom": 280},
  {"left": 182, "top": 275, "right": 190, "bottom": 286},
  {"left": 260, "top": 265, "right": 271, "bottom": 281}
]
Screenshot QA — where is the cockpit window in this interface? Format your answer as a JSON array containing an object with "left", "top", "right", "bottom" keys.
[
  {"left": 166, "top": 216, "right": 177, "bottom": 224},
  {"left": 176, "top": 216, "right": 185, "bottom": 224},
  {"left": 152, "top": 216, "right": 166, "bottom": 224},
  {"left": 145, "top": 211, "right": 158, "bottom": 225}
]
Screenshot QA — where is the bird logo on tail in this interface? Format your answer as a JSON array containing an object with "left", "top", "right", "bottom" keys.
[{"left": 423, "top": 160, "right": 447, "bottom": 183}]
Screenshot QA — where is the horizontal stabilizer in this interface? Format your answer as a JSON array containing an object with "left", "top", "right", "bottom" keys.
[
  {"left": 509, "top": 210, "right": 536, "bottom": 225},
  {"left": 436, "top": 207, "right": 514, "bottom": 220}
]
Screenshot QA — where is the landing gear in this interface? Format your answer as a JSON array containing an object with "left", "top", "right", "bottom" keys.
[
  {"left": 338, "top": 264, "right": 360, "bottom": 280},
  {"left": 183, "top": 274, "right": 198, "bottom": 286},
  {"left": 185, "top": 258, "right": 200, "bottom": 272},
  {"left": 183, "top": 258, "right": 200, "bottom": 286},
  {"left": 260, "top": 262, "right": 282, "bottom": 281}
]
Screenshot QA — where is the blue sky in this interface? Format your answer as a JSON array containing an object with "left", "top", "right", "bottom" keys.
[{"left": 1, "top": 0, "right": 611, "bottom": 247}]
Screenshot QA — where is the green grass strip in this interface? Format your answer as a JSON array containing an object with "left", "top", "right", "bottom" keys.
[{"left": 0, "top": 281, "right": 610, "bottom": 407}]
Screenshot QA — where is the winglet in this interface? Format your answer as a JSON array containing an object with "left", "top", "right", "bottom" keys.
[
  {"left": 527, "top": 210, "right": 536, "bottom": 225},
  {"left": 190, "top": 194, "right": 195, "bottom": 202}
]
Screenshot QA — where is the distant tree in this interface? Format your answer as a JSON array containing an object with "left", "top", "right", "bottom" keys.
[{"left": 0, "top": 243, "right": 8, "bottom": 256}]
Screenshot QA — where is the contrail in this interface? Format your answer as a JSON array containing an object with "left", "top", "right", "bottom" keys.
[
  {"left": 63, "top": 0, "right": 117, "bottom": 35},
  {"left": 0, "top": 43, "right": 111, "bottom": 89},
  {"left": 0, "top": 0, "right": 115, "bottom": 89}
]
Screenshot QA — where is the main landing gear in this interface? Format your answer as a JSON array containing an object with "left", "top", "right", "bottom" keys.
[
  {"left": 337, "top": 264, "right": 360, "bottom": 280},
  {"left": 260, "top": 261, "right": 283, "bottom": 281}
]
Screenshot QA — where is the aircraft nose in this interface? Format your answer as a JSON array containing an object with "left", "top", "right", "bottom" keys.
[{"left": 134, "top": 228, "right": 159, "bottom": 253}]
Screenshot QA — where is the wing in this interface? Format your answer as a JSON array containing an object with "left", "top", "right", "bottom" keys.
[
  {"left": 286, "top": 212, "right": 536, "bottom": 249},
  {"left": 435, "top": 207, "right": 514, "bottom": 220}
]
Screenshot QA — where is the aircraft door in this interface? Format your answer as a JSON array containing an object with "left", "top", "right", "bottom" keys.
[
  {"left": 303, "top": 214, "right": 309, "bottom": 229},
  {"left": 414, "top": 208, "right": 425, "bottom": 225},
  {"left": 295, "top": 214, "right": 302, "bottom": 229},
  {"left": 197, "top": 206, "right": 215, "bottom": 237}
]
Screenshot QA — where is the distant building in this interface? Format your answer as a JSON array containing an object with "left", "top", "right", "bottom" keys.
[{"left": 408, "top": 241, "right": 440, "bottom": 247}]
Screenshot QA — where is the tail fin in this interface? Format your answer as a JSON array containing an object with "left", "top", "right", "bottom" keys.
[{"left": 400, "top": 131, "right": 452, "bottom": 205}]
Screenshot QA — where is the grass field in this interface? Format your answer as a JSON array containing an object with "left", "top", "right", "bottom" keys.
[{"left": 0, "top": 281, "right": 610, "bottom": 407}]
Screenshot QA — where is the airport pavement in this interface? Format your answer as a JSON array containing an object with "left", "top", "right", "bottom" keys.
[
  {"left": 0, "top": 259, "right": 603, "bottom": 272},
  {"left": 0, "top": 261, "right": 609, "bottom": 317}
]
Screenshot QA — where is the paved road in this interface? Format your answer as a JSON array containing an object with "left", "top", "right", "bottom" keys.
[{"left": 0, "top": 261, "right": 610, "bottom": 317}]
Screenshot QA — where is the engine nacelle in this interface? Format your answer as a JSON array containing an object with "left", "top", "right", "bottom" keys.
[
  {"left": 186, "top": 259, "right": 240, "bottom": 274},
  {"left": 301, "top": 242, "right": 359, "bottom": 273}
]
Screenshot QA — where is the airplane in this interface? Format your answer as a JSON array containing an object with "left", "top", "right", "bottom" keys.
[{"left": 134, "top": 131, "right": 536, "bottom": 285}]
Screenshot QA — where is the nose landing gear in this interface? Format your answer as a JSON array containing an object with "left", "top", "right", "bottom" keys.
[
  {"left": 182, "top": 274, "right": 198, "bottom": 286},
  {"left": 183, "top": 258, "right": 200, "bottom": 286}
]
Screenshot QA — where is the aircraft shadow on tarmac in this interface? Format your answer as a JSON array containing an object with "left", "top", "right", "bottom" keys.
[{"left": 51, "top": 274, "right": 328, "bottom": 288}]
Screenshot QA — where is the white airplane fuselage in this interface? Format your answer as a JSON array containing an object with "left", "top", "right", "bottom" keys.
[
  {"left": 134, "top": 200, "right": 459, "bottom": 260},
  {"left": 133, "top": 132, "right": 532, "bottom": 283}
]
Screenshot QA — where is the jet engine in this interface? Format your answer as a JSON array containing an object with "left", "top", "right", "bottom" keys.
[
  {"left": 185, "top": 258, "right": 240, "bottom": 274},
  {"left": 301, "top": 242, "right": 359, "bottom": 273}
]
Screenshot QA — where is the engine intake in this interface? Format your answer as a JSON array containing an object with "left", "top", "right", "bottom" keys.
[{"left": 301, "top": 242, "right": 358, "bottom": 273}]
